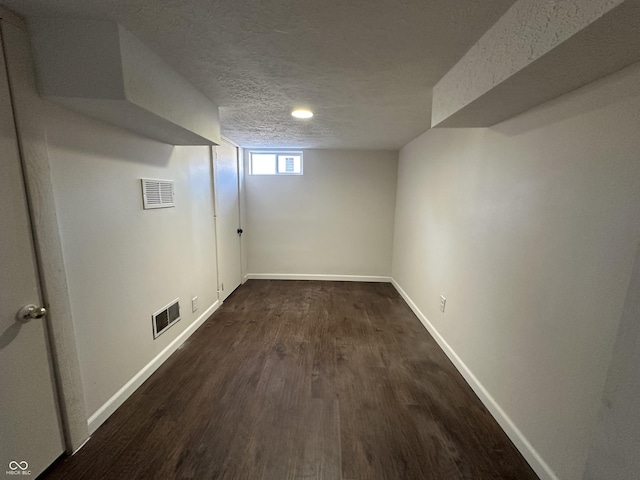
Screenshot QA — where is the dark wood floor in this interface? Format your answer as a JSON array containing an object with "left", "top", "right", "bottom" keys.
[{"left": 42, "top": 280, "right": 538, "bottom": 480}]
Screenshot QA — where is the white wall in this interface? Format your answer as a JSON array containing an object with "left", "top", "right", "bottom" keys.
[
  {"left": 245, "top": 149, "right": 397, "bottom": 279},
  {"left": 391, "top": 62, "right": 640, "bottom": 480},
  {"left": 43, "top": 102, "right": 219, "bottom": 420},
  {"left": 584, "top": 239, "right": 640, "bottom": 480}
]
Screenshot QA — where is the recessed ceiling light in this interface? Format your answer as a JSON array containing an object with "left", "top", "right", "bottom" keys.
[{"left": 292, "top": 109, "right": 313, "bottom": 119}]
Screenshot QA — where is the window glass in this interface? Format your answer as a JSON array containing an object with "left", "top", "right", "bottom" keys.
[
  {"left": 250, "top": 152, "right": 303, "bottom": 175},
  {"left": 251, "top": 154, "right": 277, "bottom": 175},
  {"left": 277, "top": 155, "right": 302, "bottom": 174}
]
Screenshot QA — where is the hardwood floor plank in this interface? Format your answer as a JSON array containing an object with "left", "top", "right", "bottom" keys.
[
  {"left": 41, "top": 280, "right": 538, "bottom": 480},
  {"left": 296, "top": 398, "right": 341, "bottom": 480}
]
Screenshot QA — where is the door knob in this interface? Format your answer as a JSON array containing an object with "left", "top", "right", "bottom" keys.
[{"left": 17, "top": 304, "right": 47, "bottom": 322}]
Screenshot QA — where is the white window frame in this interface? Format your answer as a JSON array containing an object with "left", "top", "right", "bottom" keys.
[{"left": 249, "top": 151, "right": 304, "bottom": 175}]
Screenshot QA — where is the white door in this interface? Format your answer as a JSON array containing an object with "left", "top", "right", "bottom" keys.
[
  {"left": 214, "top": 139, "right": 242, "bottom": 301},
  {"left": 0, "top": 33, "right": 65, "bottom": 477}
]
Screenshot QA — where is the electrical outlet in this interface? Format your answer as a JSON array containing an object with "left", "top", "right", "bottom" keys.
[
  {"left": 221, "top": 283, "right": 224, "bottom": 291},
  {"left": 191, "top": 296, "right": 198, "bottom": 313},
  {"left": 440, "top": 295, "right": 446, "bottom": 313}
]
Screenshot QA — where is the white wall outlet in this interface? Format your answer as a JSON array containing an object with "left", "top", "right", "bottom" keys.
[
  {"left": 221, "top": 283, "right": 224, "bottom": 291},
  {"left": 440, "top": 295, "right": 446, "bottom": 313},
  {"left": 191, "top": 296, "right": 198, "bottom": 313}
]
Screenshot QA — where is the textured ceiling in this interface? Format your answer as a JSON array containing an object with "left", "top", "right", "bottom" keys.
[{"left": 4, "top": 0, "right": 515, "bottom": 149}]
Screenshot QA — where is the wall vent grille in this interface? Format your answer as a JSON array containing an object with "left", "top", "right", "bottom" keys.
[
  {"left": 141, "top": 178, "right": 175, "bottom": 209},
  {"left": 152, "top": 299, "right": 181, "bottom": 338}
]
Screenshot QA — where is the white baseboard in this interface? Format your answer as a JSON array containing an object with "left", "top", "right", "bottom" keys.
[
  {"left": 71, "top": 436, "right": 91, "bottom": 456},
  {"left": 87, "top": 300, "right": 220, "bottom": 434},
  {"left": 390, "top": 279, "right": 558, "bottom": 480},
  {"left": 246, "top": 273, "right": 392, "bottom": 282}
]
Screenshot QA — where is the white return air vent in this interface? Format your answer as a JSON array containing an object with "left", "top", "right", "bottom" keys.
[
  {"left": 152, "top": 299, "right": 180, "bottom": 339},
  {"left": 141, "top": 179, "right": 174, "bottom": 209}
]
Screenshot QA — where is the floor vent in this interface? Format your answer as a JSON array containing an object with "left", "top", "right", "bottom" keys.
[
  {"left": 141, "top": 178, "right": 175, "bottom": 209},
  {"left": 152, "top": 299, "right": 181, "bottom": 338}
]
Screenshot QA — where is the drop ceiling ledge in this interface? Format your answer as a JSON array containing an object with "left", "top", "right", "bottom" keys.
[
  {"left": 29, "top": 19, "right": 220, "bottom": 145},
  {"left": 432, "top": 0, "right": 640, "bottom": 128}
]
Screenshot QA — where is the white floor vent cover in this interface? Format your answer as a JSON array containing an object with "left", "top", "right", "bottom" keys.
[
  {"left": 141, "top": 178, "right": 175, "bottom": 209},
  {"left": 152, "top": 299, "right": 181, "bottom": 338}
]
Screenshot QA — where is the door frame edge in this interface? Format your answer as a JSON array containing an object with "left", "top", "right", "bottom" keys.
[{"left": 0, "top": 18, "right": 89, "bottom": 453}]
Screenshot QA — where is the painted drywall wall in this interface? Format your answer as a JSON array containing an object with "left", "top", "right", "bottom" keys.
[
  {"left": 245, "top": 149, "right": 397, "bottom": 279},
  {"left": 43, "top": 102, "right": 219, "bottom": 418},
  {"left": 392, "top": 62, "right": 640, "bottom": 480},
  {"left": 584, "top": 239, "right": 640, "bottom": 479}
]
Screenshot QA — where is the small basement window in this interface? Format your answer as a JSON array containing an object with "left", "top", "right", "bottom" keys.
[{"left": 250, "top": 151, "right": 303, "bottom": 175}]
